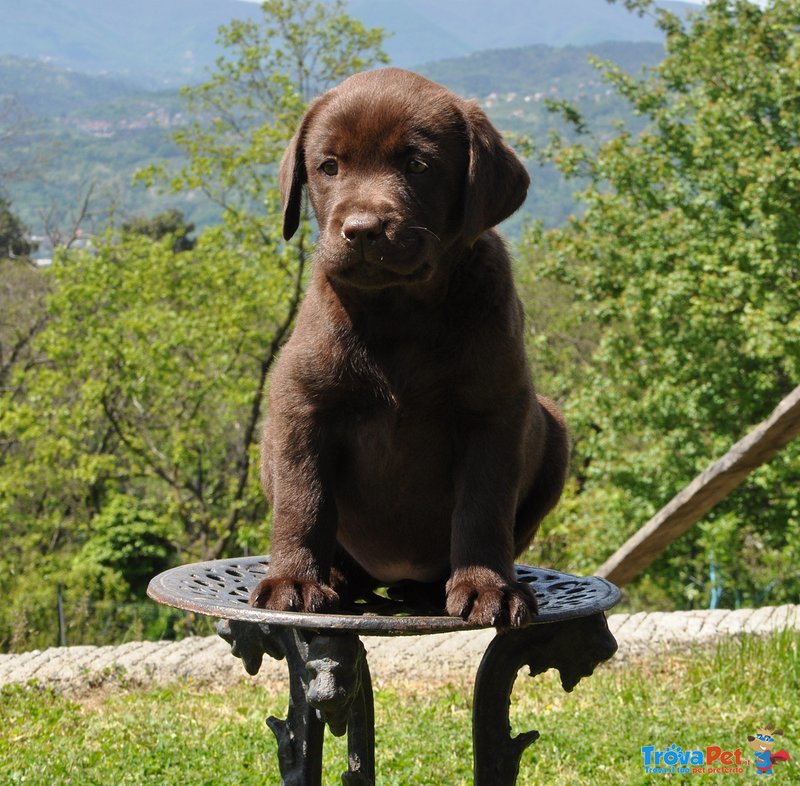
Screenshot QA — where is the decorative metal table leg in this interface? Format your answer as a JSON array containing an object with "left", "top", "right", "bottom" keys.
[
  {"left": 472, "top": 612, "right": 618, "bottom": 786},
  {"left": 269, "top": 627, "right": 328, "bottom": 786},
  {"left": 303, "top": 632, "right": 375, "bottom": 786},
  {"left": 217, "top": 620, "right": 376, "bottom": 786},
  {"left": 339, "top": 647, "right": 375, "bottom": 785}
]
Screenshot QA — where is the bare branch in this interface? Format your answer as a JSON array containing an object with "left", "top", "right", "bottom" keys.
[{"left": 100, "top": 391, "right": 183, "bottom": 495}]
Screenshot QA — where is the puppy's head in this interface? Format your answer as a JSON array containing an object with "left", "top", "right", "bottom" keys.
[{"left": 279, "top": 68, "right": 529, "bottom": 290}]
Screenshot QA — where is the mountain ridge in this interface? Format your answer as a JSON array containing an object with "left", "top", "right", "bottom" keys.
[{"left": 0, "top": 0, "right": 699, "bottom": 85}]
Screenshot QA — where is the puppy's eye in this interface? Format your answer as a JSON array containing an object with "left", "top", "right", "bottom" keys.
[
  {"left": 407, "top": 159, "right": 428, "bottom": 174},
  {"left": 320, "top": 159, "right": 338, "bottom": 176}
]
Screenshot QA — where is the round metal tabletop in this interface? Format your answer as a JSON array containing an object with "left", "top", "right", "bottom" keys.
[{"left": 148, "top": 556, "right": 620, "bottom": 636}]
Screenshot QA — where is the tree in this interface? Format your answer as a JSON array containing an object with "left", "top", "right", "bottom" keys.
[
  {"left": 122, "top": 209, "right": 196, "bottom": 252},
  {"left": 37, "top": 180, "right": 99, "bottom": 251},
  {"left": 526, "top": 0, "right": 800, "bottom": 607},
  {"left": 0, "top": 198, "right": 46, "bottom": 395},
  {"left": 0, "top": 0, "right": 387, "bottom": 651},
  {"left": 0, "top": 195, "right": 33, "bottom": 258}
]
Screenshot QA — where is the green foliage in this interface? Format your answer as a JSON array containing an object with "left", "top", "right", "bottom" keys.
[
  {"left": 0, "top": 229, "right": 283, "bottom": 648},
  {"left": 76, "top": 496, "right": 175, "bottom": 595},
  {"left": 526, "top": 0, "right": 800, "bottom": 607},
  {"left": 0, "top": 195, "right": 33, "bottom": 257},
  {"left": 0, "top": 206, "right": 47, "bottom": 395},
  {"left": 122, "top": 209, "right": 196, "bottom": 252}
]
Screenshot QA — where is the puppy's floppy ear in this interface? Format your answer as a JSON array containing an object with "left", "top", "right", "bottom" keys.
[
  {"left": 461, "top": 100, "right": 530, "bottom": 243},
  {"left": 278, "top": 123, "right": 307, "bottom": 241},
  {"left": 279, "top": 95, "right": 332, "bottom": 240}
]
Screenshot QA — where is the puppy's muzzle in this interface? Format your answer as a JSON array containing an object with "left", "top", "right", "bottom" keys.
[{"left": 331, "top": 210, "right": 432, "bottom": 287}]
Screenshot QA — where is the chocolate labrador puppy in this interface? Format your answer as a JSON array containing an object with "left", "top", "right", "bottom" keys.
[{"left": 250, "top": 68, "right": 569, "bottom": 627}]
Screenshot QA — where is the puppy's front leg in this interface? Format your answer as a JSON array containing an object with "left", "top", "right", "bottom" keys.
[
  {"left": 250, "top": 412, "right": 340, "bottom": 613},
  {"left": 446, "top": 411, "right": 537, "bottom": 628}
]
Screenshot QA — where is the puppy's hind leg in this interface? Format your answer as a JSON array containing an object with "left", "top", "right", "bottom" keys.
[{"left": 513, "top": 395, "right": 570, "bottom": 556}]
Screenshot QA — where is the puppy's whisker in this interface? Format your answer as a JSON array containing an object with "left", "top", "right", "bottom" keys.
[{"left": 409, "top": 226, "right": 442, "bottom": 244}]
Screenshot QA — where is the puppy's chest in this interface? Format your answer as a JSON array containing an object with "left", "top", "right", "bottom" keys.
[
  {"left": 336, "top": 344, "right": 456, "bottom": 469},
  {"left": 345, "top": 399, "right": 447, "bottom": 455}
]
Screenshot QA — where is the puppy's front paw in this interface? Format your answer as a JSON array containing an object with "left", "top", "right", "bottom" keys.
[
  {"left": 249, "top": 577, "right": 340, "bottom": 613},
  {"left": 446, "top": 567, "right": 537, "bottom": 628}
]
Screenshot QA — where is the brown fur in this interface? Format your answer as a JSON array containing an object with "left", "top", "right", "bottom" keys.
[{"left": 250, "top": 68, "right": 569, "bottom": 627}]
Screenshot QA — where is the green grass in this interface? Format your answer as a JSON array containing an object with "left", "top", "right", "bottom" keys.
[{"left": 2, "top": 631, "right": 798, "bottom": 785}]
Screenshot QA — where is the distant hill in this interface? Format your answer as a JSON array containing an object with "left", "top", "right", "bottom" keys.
[
  {"left": 1, "top": 40, "right": 664, "bottom": 119},
  {"left": 0, "top": 39, "right": 664, "bottom": 240},
  {"left": 351, "top": 0, "right": 696, "bottom": 65},
  {"left": 0, "top": 56, "right": 143, "bottom": 116},
  {"left": 0, "top": 0, "right": 263, "bottom": 86},
  {"left": 417, "top": 40, "right": 664, "bottom": 100},
  {"left": 0, "top": 0, "right": 699, "bottom": 84}
]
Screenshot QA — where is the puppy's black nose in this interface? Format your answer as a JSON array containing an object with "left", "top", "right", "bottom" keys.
[{"left": 341, "top": 213, "right": 384, "bottom": 244}]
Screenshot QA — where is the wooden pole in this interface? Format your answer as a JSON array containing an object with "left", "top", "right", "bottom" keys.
[
  {"left": 57, "top": 585, "right": 67, "bottom": 647},
  {"left": 596, "top": 385, "right": 800, "bottom": 587}
]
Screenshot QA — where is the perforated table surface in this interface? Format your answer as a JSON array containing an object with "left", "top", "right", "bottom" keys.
[{"left": 147, "top": 555, "right": 621, "bottom": 634}]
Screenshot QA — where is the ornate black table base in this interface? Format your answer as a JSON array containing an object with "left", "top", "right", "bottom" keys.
[
  {"left": 148, "top": 557, "right": 620, "bottom": 786},
  {"left": 217, "top": 621, "right": 376, "bottom": 785},
  {"left": 472, "top": 613, "right": 617, "bottom": 785}
]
